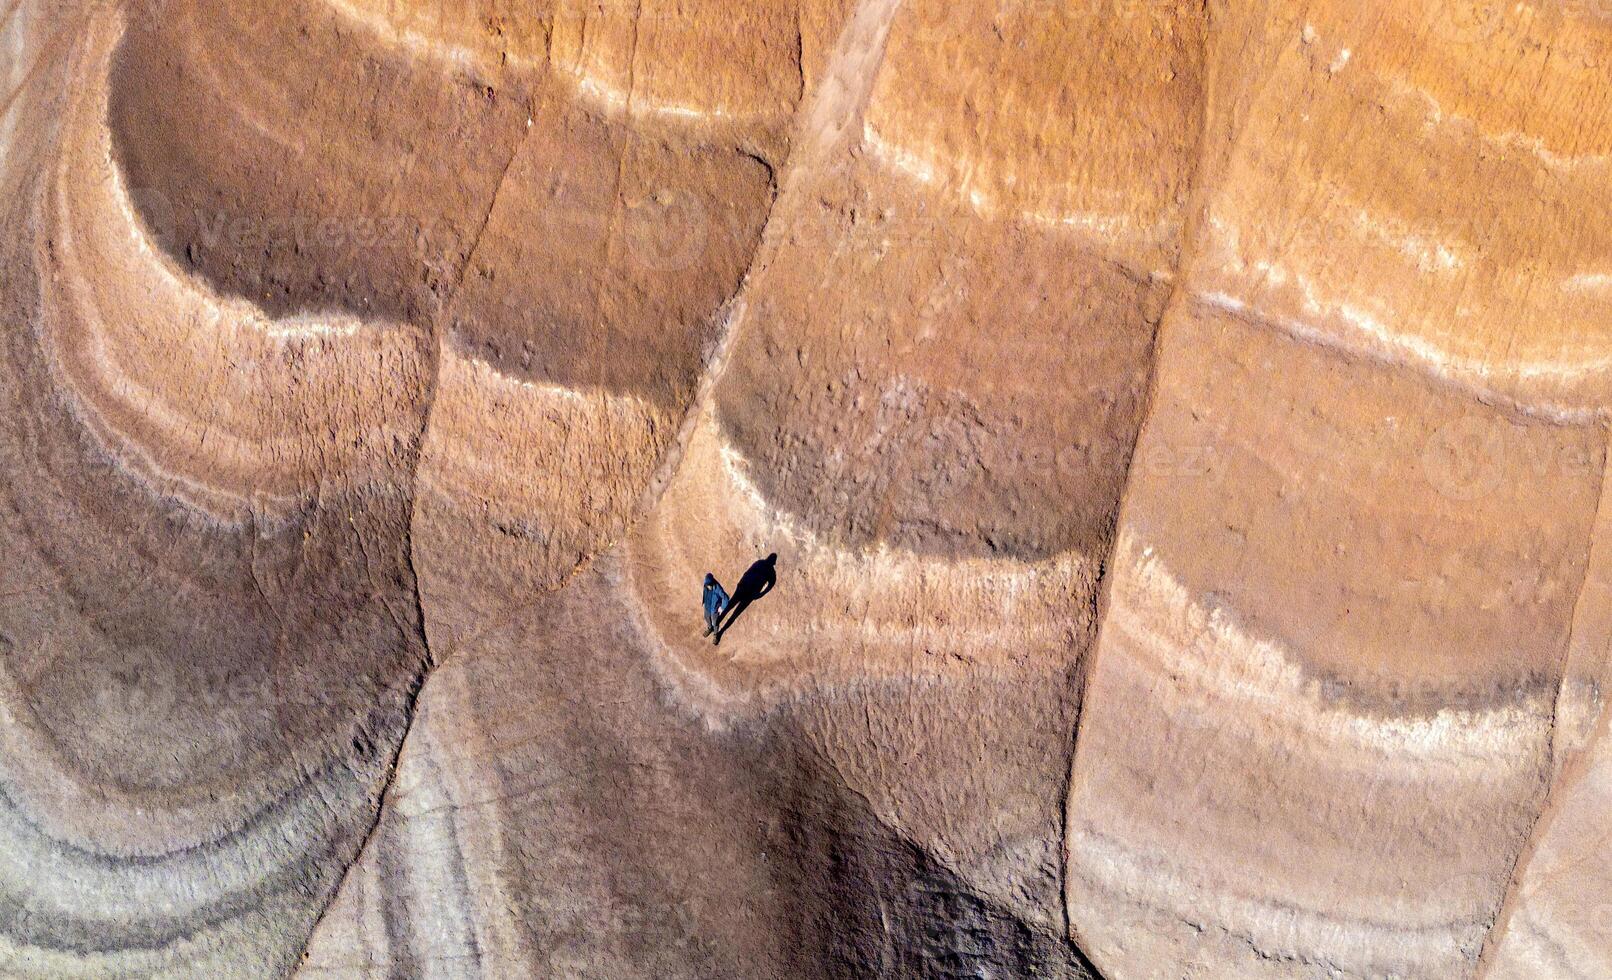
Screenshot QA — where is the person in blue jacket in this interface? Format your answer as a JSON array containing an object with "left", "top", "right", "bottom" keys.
[{"left": 702, "top": 573, "right": 730, "bottom": 643}]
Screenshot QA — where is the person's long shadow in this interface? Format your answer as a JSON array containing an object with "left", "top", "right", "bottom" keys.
[{"left": 716, "top": 553, "right": 777, "bottom": 645}]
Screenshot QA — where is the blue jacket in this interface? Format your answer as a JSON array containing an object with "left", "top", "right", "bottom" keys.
[{"left": 703, "top": 578, "right": 729, "bottom": 619}]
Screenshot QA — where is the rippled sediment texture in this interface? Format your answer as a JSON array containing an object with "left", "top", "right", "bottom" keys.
[{"left": 3, "top": 0, "right": 1612, "bottom": 976}]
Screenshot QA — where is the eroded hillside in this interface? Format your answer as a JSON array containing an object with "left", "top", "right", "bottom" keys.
[{"left": 2, "top": 0, "right": 1611, "bottom": 977}]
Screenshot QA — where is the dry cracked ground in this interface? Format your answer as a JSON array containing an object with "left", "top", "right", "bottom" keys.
[{"left": 3, "top": 0, "right": 1612, "bottom": 977}]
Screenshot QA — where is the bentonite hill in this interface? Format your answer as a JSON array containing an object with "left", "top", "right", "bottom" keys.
[{"left": 3, "top": 0, "right": 1611, "bottom": 976}]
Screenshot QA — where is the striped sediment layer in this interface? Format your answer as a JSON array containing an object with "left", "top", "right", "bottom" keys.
[{"left": 6, "top": 0, "right": 1612, "bottom": 976}]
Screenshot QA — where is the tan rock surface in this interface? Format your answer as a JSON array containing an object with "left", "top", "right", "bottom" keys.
[{"left": 6, "top": 0, "right": 1612, "bottom": 977}]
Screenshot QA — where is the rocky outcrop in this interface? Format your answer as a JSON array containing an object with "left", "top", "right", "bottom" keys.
[{"left": 4, "top": 0, "right": 1612, "bottom": 977}]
